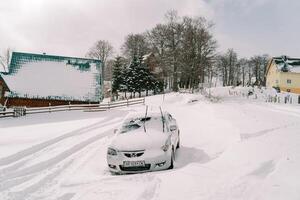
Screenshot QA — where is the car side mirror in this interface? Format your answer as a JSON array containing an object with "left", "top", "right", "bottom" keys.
[
  {"left": 113, "top": 129, "right": 118, "bottom": 134},
  {"left": 170, "top": 125, "right": 177, "bottom": 131}
]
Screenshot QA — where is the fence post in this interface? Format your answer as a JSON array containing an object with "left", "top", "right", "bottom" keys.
[
  {"left": 284, "top": 96, "right": 287, "bottom": 104},
  {"left": 143, "top": 98, "right": 145, "bottom": 105},
  {"left": 23, "top": 107, "right": 26, "bottom": 116},
  {"left": 69, "top": 102, "right": 71, "bottom": 111},
  {"left": 49, "top": 103, "right": 51, "bottom": 113},
  {"left": 127, "top": 98, "right": 129, "bottom": 107},
  {"left": 108, "top": 102, "right": 110, "bottom": 109},
  {"left": 13, "top": 107, "right": 26, "bottom": 117},
  {"left": 13, "top": 107, "right": 17, "bottom": 117}
]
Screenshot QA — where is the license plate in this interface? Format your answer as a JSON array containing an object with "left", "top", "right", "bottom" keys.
[{"left": 123, "top": 161, "right": 145, "bottom": 167}]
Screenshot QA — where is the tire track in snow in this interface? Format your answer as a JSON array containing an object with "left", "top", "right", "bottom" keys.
[
  {"left": 72, "top": 174, "right": 162, "bottom": 200},
  {"left": 240, "top": 123, "right": 297, "bottom": 140},
  {"left": 252, "top": 103, "right": 300, "bottom": 118},
  {"left": 0, "top": 116, "right": 124, "bottom": 194},
  {"left": 3, "top": 133, "right": 112, "bottom": 200},
  {"left": 2, "top": 159, "right": 74, "bottom": 200},
  {"left": 0, "top": 115, "right": 121, "bottom": 169},
  {"left": 0, "top": 127, "right": 115, "bottom": 194},
  {"left": 136, "top": 176, "right": 161, "bottom": 200},
  {"left": 0, "top": 118, "right": 119, "bottom": 182}
]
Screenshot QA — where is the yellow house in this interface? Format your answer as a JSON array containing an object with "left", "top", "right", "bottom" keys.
[{"left": 266, "top": 56, "right": 300, "bottom": 94}]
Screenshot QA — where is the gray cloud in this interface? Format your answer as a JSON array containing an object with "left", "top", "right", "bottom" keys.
[{"left": 0, "top": 0, "right": 299, "bottom": 58}]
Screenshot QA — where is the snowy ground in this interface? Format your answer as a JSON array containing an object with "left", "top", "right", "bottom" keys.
[{"left": 0, "top": 91, "right": 300, "bottom": 200}]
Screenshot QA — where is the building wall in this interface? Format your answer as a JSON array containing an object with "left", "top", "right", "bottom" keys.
[
  {"left": 266, "top": 61, "right": 280, "bottom": 88},
  {"left": 279, "top": 72, "right": 300, "bottom": 94},
  {"left": 3, "top": 97, "right": 98, "bottom": 108}
]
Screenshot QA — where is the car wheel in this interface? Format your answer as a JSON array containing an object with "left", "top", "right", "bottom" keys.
[{"left": 168, "top": 148, "right": 174, "bottom": 169}]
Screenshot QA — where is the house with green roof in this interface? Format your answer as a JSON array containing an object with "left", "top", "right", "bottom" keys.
[{"left": 0, "top": 52, "right": 103, "bottom": 107}]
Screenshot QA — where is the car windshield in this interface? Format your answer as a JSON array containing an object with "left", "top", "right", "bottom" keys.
[{"left": 120, "top": 116, "right": 164, "bottom": 134}]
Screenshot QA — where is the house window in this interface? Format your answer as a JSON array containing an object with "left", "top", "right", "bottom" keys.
[{"left": 287, "top": 79, "right": 292, "bottom": 84}]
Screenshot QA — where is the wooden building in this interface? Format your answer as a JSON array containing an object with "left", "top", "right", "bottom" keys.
[{"left": 0, "top": 52, "right": 103, "bottom": 107}]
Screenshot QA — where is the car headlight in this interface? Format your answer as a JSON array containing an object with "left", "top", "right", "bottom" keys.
[{"left": 107, "top": 147, "right": 118, "bottom": 156}]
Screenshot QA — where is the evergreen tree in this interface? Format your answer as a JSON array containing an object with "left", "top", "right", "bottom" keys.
[
  {"left": 122, "top": 55, "right": 163, "bottom": 98},
  {"left": 120, "top": 66, "right": 129, "bottom": 98},
  {"left": 138, "top": 56, "right": 163, "bottom": 96},
  {"left": 111, "top": 56, "right": 124, "bottom": 99},
  {"left": 126, "top": 56, "right": 140, "bottom": 97}
]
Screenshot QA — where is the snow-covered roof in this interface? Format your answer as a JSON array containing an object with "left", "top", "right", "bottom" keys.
[
  {"left": 0, "top": 52, "right": 103, "bottom": 102},
  {"left": 273, "top": 56, "right": 300, "bottom": 73}
]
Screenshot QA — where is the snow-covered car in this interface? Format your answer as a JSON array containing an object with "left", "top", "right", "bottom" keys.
[{"left": 107, "top": 111, "right": 180, "bottom": 174}]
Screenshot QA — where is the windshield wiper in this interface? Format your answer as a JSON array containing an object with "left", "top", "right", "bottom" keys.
[
  {"left": 159, "top": 106, "right": 165, "bottom": 132},
  {"left": 143, "top": 106, "right": 148, "bottom": 133}
]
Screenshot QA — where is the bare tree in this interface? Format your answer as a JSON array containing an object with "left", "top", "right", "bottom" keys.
[
  {"left": 145, "top": 11, "right": 217, "bottom": 91},
  {"left": 86, "top": 40, "right": 114, "bottom": 69},
  {"left": 121, "top": 33, "right": 150, "bottom": 60},
  {"left": 238, "top": 58, "right": 249, "bottom": 86},
  {"left": 164, "top": 10, "right": 184, "bottom": 91},
  {"left": 216, "top": 49, "right": 238, "bottom": 86},
  {"left": 0, "top": 48, "right": 12, "bottom": 72},
  {"left": 250, "top": 54, "right": 269, "bottom": 86},
  {"left": 179, "top": 16, "right": 216, "bottom": 89}
]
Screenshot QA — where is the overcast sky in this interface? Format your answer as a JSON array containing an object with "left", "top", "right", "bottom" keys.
[{"left": 0, "top": 0, "right": 299, "bottom": 58}]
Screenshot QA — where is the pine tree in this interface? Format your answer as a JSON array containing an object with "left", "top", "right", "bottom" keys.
[
  {"left": 112, "top": 56, "right": 124, "bottom": 99},
  {"left": 126, "top": 56, "right": 140, "bottom": 97},
  {"left": 123, "top": 55, "right": 163, "bottom": 98},
  {"left": 138, "top": 56, "right": 163, "bottom": 96}
]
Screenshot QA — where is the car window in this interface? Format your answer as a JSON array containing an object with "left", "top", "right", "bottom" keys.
[
  {"left": 120, "top": 117, "right": 150, "bottom": 133},
  {"left": 120, "top": 116, "right": 164, "bottom": 134}
]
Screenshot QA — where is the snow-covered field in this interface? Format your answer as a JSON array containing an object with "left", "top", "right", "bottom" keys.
[{"left": 0, "top": 91, "right": 300, "bottom": 200}]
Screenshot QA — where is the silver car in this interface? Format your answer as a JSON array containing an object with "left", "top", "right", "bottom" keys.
[{"left": 107, "top": 111, "right": 180, "bottom": 174}]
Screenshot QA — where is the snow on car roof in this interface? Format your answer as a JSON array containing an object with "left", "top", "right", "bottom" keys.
[{"left": 124, "top": 110, "right": 168, "bottom": 119}]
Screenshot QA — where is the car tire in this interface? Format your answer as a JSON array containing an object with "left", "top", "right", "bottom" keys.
[{"left": 168, "top": 149, "right": 174, "bottom": 169}]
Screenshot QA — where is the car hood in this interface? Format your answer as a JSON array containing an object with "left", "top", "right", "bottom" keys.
[{"left": 110, "top": 129, "right": 169, "bottom": 151}]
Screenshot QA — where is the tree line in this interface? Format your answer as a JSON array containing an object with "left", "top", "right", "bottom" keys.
[
  {"left": 216, "top": 49, "right": 269, "bottom": 87},
  {"left": 0, "top": 10, "right": 270, "bottom": 98},
  {"left": 86, "top": 10, "right": 270, "bottom": 98}
]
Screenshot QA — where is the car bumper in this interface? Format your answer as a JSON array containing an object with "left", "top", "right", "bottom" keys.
[{"left": 107, "top": 149, "right": 172, "bottom": 174}]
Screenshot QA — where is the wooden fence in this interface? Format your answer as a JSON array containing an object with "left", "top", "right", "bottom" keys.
[{"left": 0, "top": 98, "right": 145, "bottom": 119}]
